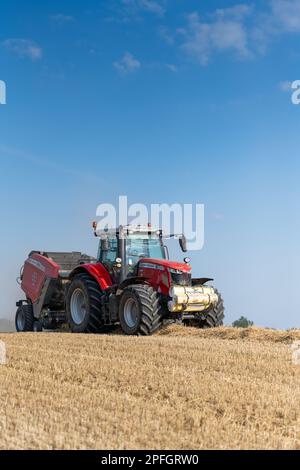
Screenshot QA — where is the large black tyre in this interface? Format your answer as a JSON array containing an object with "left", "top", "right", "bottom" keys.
[
  {"left": 15, "top": 304, "right": 34, "bottom": 332},
  {"left": 66, "top": 273, "right": 104, "bottom": 333},
  {"left": 119, "top": 284, "right": 162, "bottom": 336},
  {"left": 199, "top": 290, "right": 224, "bottom": 328}
]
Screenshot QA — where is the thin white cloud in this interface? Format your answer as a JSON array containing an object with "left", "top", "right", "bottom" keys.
[
  {"left": 50, "top": 14, "right": 75, "bottom": 24},
  {"left": 113, "top": 52, "right": 141, "bottom": 74},
  {"left": 211, "top": 212, "right": 225, "bottom": 222},
  {"left": 250, "top": 0, "right": 300, "bottom": 54},
  {"left": 214, "top": 4, "right": 253, "bottom": 20},
  {"left": 166, "top": 63, "right": 178, "bottom": 73},
  {"left": 158, "top": 26, "right": 175, "bottom": 45},
  {"left": 0, "top": 145, "right": 102, "bottom": 182},
  {"left": 3, "top": 39, "right": 43, "bottom": 61},
  {"left": 279, "top": 80, "right": 293, "bottom": 91},
  {"left": 177, "top": 2, "right": 300, "bottom": 65},
  {"left": 122, "top": 0, "right": 165, "bottom": 17},
  {"left": 271, "top": 0, "right": 300, "bottom": 32},
  {"left": 140, "top": 0, "right": 165, "bottom": 16},
  {"left": 180, "top": 9, "right": 251, "bottom": 66}
]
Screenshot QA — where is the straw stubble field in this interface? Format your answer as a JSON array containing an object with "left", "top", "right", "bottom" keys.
[{"left": 0, "top": 326, "right": 299, "bottom": 450}]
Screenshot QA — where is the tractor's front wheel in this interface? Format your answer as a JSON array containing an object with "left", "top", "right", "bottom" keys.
[
  {"left": 15, "top": 304, "right": 34, "bottom": 332},
  {"left": 198, "top": 290, "right": 225, "bottom": 328},
  {"left": 119, "top": 284, "right": 162, "bottom": 336},
  {"left": 66, "top": 273, "right": 104, "bottom": 333}
]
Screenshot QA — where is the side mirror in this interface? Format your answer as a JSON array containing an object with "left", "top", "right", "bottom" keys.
[
  {"left": 179, "top": 235, "right": 188, "bottom": 253},
  {"left": 101, "top": 239, "right": 110, "bottom": 252}
]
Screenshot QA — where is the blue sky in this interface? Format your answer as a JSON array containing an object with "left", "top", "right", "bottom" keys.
[{"left": 0, "top": 0, "right": 300, "bottom": 328}]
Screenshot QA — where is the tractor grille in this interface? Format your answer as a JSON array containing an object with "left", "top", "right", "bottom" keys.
[{"left": 170, "top": 271, "right": 192, "bottom": 287}]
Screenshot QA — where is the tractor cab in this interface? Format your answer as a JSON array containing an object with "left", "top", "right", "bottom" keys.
[{"left": 96, "top": 225, "right": 168, "bottom": 282}]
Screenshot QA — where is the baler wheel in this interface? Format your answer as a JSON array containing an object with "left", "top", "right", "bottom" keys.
[
  {"left": 199, "top": 290, "right": 225, "bottom": 328},
  {"left": 15, "top": 304, "right": 34, "bottom": 332}
]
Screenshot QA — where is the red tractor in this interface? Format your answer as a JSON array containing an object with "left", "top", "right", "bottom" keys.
[{"left": 15, "top": 225, "right": 224, "bottom": 335}]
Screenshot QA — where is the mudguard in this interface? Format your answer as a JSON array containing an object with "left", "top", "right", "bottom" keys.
[
  {"left": 117, "top": 276, "right": 149, "bottom": 292},
  {"left": 192, "top": 278, "right": 214, "bottom": 285},
  {"left": 69, "top": 263, "right": 113, "bottom": 291}
]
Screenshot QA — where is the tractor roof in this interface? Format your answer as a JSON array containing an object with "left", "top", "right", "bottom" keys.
[{"left": 94, "top": 224, "right": 161, "bottom": 238}]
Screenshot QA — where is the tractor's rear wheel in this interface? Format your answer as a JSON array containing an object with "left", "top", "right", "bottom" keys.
[
  {"left": 198, "top": 290, "right": 224, "bottom": 328},
  {"left": 66, "top": 273, "right": 104, "bottom": 333},
  {"left": 15, "top": 304, "right": 34, "bottom": 332},
  {"left": 119, "top": 284, "right": 162, "bottom": 336}
]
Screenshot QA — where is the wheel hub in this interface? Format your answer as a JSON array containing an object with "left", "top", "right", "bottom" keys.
[
  {"left": 123, "top": 298, "right": 139, "bottom": 329},
  {"left": 70, "top": 288, "right": 87, "bottom": 325}
]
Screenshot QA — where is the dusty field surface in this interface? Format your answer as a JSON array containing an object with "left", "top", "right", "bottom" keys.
[{"left": 0, "top": 326, "right": 299, "bottom": 450}]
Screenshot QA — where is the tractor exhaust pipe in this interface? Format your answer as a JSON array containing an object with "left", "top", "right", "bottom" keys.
[{"left": 118, "top": 226, "right": 126, "bottom": 283}]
